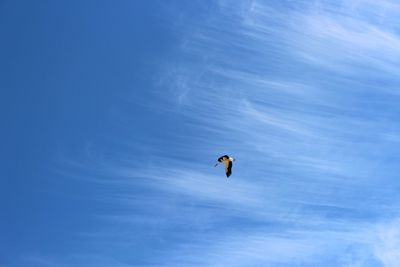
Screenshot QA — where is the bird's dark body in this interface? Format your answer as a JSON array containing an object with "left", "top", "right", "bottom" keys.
[{"left": 226, "top": 160, "right": 232, "bottom": 177}]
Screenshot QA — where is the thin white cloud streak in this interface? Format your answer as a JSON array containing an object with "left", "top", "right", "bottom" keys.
[
  {"left": 157, "top": 223, "right": 387, "bottom": 267},
  {"left": 241, "top": 0, "right": 400, "bottom": 79},
  {"left": 157, "top": 219, "right": 400, "bottom": 267},
  {"left": 164, "top": 232, "right": 323, "bottom": 267},
  {"left": 295, "top": 15, "right": 400, "bottom": 77}
]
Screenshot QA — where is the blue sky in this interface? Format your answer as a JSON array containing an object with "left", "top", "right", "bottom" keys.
[{"left": 2, "top": 0, "right": 400, "bottom": 266}]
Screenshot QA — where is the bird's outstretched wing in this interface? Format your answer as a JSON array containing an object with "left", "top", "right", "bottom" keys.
[{"left": 224, "top": 160, "right": 232, "bottom": 177}]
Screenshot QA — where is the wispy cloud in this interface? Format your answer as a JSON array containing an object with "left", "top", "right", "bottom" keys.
[
  {"left": 53, "top": 0, "right": 400, "bottom": 266},
  {"left": 374, "top": 220, "right": 400, "bottom": 267},
  {"left": 147, "top": 0, "right": 400, "bottom": 265}
]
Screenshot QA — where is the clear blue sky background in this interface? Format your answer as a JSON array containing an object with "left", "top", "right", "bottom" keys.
[{"left": 2, "top": 0, "right": 400, "bottom": 266}]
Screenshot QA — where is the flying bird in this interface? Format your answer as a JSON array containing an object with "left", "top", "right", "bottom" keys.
[{"left": 214, "top": 155, "right": 235, "bottom": 177}]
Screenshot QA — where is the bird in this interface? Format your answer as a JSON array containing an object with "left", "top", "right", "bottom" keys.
[{"left": 214, "top": 155, "right": 235, "bottom": 177}]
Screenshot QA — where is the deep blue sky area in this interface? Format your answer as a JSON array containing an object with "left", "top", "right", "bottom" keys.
[
  {"left": 2, "top": 1, "right": 400, "bottom": 266},
  {"left": 1, "top": 0, "right": 190, "bottom": 264}
]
